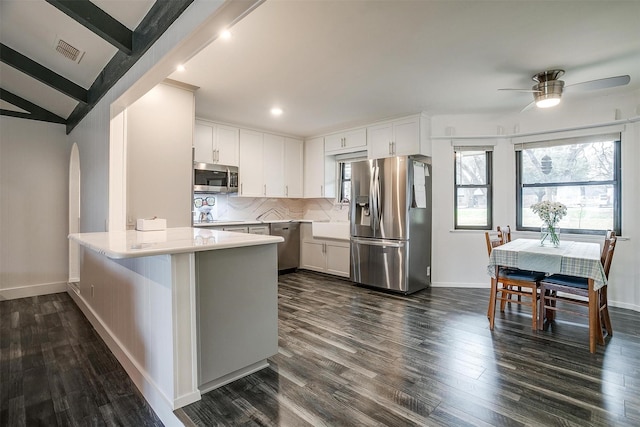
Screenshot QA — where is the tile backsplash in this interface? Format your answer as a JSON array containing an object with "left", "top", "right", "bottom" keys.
[{"left": 193, "top": 194, "right": 349, "bottom": 223}]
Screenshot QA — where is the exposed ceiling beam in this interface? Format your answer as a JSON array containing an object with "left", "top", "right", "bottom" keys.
[
  {"left": 0, "top": 89, "right": 67, "bottom": 124},
  {"left": 65, "top": 0, "right": 195, "bottom": 134},
  {"left": 45, "top": 0, "right": 133, "bottom": 55},
  {"left": 0, "top": 44, "right": 88, "bottom": 104}
]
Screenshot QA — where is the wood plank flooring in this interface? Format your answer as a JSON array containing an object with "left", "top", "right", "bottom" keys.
[
  {"left": 3, "top": 271, "right": 640, "bottom": 426},
  {"left": 0, "top": 292, "right": 162, "bottom": 426}
]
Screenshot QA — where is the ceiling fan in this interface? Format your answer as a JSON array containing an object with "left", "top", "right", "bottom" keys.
[{"left": 499, "top": 69, "right": 631, "bottom": 110}]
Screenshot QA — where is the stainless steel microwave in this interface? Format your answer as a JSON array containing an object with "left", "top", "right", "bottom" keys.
[{"left": 194, "top": 162, "right": 238, "bottom": 193}]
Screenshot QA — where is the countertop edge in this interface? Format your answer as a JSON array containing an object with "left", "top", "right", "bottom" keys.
[{"left": 69, "top": 228, "right": 283, "bottom": 259}]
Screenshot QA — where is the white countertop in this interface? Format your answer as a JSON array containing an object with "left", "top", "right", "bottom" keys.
[{"left": 69, "top": 227, "right": 283, "bottom": 259}]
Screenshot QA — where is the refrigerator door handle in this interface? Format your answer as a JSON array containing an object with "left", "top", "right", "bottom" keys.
[{"left": 351, "top": 237, "right": 405, "bottom": 248}]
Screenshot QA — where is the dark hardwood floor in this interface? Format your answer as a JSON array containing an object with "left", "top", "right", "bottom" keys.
[
  {"left": 3, "top": 271, "right": 640, "bottom": 426},
  {"left": 0, "top": 292, "right": 162, "bottom": 426}
]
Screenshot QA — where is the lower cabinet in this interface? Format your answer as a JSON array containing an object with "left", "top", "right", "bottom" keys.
[{"left": 299, "top": 224, "right": 350, "bottom": 278}]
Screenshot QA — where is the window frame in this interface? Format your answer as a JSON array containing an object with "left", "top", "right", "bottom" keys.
[
  {"left": 454, "top": 148, "right": 493, "bottom": 230},
  {"left": 515, "top": 137, "right": 621, "bottom": 236},
  {"left": 338, "top": 161, "right": 351, "bottom": 203}
]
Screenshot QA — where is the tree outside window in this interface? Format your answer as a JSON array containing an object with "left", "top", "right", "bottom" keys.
[
  {"left": 516, "top": 135, "right": 621, "bottom": 235},
  {"left": 454, "top": 148, "right": 492, "bottom": 229}
]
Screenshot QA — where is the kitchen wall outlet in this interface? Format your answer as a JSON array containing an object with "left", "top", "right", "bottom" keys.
[{"left": 427, "top": 266, "right": 431, "bottom": 276}]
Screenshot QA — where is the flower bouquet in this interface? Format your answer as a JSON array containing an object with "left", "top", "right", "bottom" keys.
[{"left": 530, "top": 200, "right": 567, "bottom": 247}]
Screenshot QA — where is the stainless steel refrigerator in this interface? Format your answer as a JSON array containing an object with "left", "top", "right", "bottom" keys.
[{"left": 350, "top": 156, "right": 431, "bottom": 294}]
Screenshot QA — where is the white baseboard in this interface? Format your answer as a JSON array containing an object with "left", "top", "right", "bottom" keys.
[
  {"left": 67, "top": 290, "right": 186, "bottom": 427},
  {"left": 609, "top": 300, "right": 640, "bottom": 312},
  {"left": 0, "top": 281, "right": 67, "bottom": 301}
]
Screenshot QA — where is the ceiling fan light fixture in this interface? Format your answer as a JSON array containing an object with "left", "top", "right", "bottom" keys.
[
  {"left": 536, "top": 96, "right": 561, "bottom": 108},
  {"left": 533, "top": 79, "right": 564, "bottom": 108}
]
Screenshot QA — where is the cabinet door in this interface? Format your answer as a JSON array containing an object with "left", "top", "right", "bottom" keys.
[
  {"left": 263, "top": 133, "right": 285, "bottom": 197},
  {"left": 392, "top": 117, "right": 420, "bottom": 156},
  {"left": 325, "top": 243, "right": 351, "bottom": 277},
  {"left": 367, "top": 122, "right": 393, "bottom": 159},
  {"left": 300, "top": 241, "right": 326, "bottom": 272},
  {"left": 304, "top": 137, "right": 324, "bottom": 197},
  {"left": 239, "top": 130, "right": 264, "bottom": 197},
  {"left": 216, "top": 124, "right": 239, "bottom": 166},
  {"left": 324, "top": 133, "right": 344, "bottom": 153},
  {"left": 284, "top": 137, "right": 303, "bottom": 198},
  {"left": 344, "top": 127, "right": 367, "bottom": 150},
  {"left": 194, "top": 122, "right": 214, "bottom": 163}
]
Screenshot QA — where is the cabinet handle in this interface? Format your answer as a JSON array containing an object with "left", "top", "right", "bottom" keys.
[
  {"left": 285, "top": 185, "right": 288, "bottom": 197},
  {"left": 240, "top": 183, "right": 243, "bottom": 195},
  {"left": 321, "top": 185, "right": 323, "bottom": 196},
  {"left": 215, "top": 149, "right": 219, "bottom": 162},
  {"left": 264, "top": 184, "right": 267, "bottom": 195}
]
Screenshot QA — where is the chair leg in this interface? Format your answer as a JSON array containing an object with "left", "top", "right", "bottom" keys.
[
  {"left": 530, "top": 286, "right": 537, "bottom": 331},
  {"left": 538, "top": 285, "right": 546, "bottom": 330},
  {"left": 500, "top": 285, "right": 508, "bottom": 312},
  {"left": 517, "top": 286, "right": 522, "bottom": 302},
  {"left": 588, "top": 282, "right": 598, "bottom": 353},
  {"left": 600, "top": 286, "right": 613, "bottom": 336},
  {"left": 488, "top": 277, "right": 498, "bottom": 330}
]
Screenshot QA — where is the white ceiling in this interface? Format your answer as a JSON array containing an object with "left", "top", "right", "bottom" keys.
[{"left": 169, "top": 0, "right": 640, "bottom": 138}]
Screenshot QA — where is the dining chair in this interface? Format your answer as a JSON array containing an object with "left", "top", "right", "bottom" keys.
[
  {"left": 485, "top": 231, "right": 546, "bottom": 330},
  {"left": 497, "top": 225, "right": 521, "bottom": 302},
  {"left": 538, "top": 231, "right": 617, "bottom": 353}
]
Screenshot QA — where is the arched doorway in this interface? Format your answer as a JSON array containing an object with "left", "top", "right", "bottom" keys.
[{"left": 69, "top": 143, "right": 81, "bottom": 285}]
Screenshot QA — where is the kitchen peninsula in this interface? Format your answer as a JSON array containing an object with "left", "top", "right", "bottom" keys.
[{"left": 68, "top": 227, "right": 283, "bottom": 421}]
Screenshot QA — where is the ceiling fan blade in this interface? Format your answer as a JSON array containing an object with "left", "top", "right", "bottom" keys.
[
  {"left": 565, "top": 75, "right": 630, "bottom": 92},
  {"left": 520, "top": 101, "right": 535, "bottom": 112},
  {"left": 498, "top": 88, "right": 540, "bottom": 93}
]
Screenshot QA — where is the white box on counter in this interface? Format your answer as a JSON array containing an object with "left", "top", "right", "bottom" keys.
[{"left": 136, "top": 218, "right": 166, "bottom": 231}]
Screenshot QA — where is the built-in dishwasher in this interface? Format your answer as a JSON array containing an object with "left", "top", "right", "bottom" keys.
[{"left": 270, "top": 222, "right": 300, "bottom": 273}]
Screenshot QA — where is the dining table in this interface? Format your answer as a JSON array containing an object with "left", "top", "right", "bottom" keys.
[{"left": 487, "top": 238, "right": 607, "bottom": 337}]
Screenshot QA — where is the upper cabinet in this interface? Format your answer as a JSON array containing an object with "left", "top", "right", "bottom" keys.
[
  {"left": 284, "top": 137, "right": 303, "bottom": 198},
  {"left": 324, "top": 127, "right": 367, "bottom": 154},
  {"left": 239, "top": 130, "right": 303, "bottom": 198},
  {"left": 367, "top": 113, "right": 431, "bottom": 159},
  {"left": 239, "top": 129, "right": 265, "bottom": 197},
  {"left": 194, "top": 120, "right": 239, "bottom": 166},
  {"left": 304, "top": 137, "right": 335, "bottom": 198}
]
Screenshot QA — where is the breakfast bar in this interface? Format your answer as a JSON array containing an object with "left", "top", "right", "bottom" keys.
[{"left": 68, "top": 227, "right": 283, "bottom": 420}]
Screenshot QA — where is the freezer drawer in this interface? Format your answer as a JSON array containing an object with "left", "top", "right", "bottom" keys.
[{"left": 351, "top": 237, "right": 409, "bottom": 293}]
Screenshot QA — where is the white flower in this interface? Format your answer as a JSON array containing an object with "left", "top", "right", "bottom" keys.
[{"left": 531, "top": 200, "right": 567, "bottom": 226}]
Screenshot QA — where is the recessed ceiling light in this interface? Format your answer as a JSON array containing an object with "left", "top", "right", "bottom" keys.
[
  {"left": 220, "top": 30, "right": 231, "bottom": 40},
  {"left": 270, "top": 107, "right": 283, "bottom": 116},
  {"left": 176, "top": 64, "right": 186, "bottom": 72}
]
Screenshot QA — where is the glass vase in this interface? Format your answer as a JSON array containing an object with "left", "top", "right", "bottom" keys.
[{"left": 540, "top": 224, "right": 560, "bottom": 247}]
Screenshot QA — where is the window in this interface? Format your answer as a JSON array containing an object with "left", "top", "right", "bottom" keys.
[
  {"left": 339, "top": 162, "right": 351, "bottom": 203},
  {"left": 454, "top": 148, "right": 492, "bottom": 229},
  {"left": 515, "top": 133, "right": 621, "bottom": 235}
]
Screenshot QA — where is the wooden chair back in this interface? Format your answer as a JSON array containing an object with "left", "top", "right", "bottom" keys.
[
  {"left": 485, "top": 230, "right": 503, "bottom": 257},
  {"left": 600, "top": 230, "right": 615, "bottom": 266},
  {"left": 602, "top": 233, "right": 617, "bottom": 279}
]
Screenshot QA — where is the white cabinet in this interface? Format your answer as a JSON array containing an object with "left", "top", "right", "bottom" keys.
[
  {"left": 239, "top": 131, "right": 302, "bottom": 198},
  {"left": 284, "top": 137, "right": 303, "bottom": 198},
  {"left": 367, "top": 114, "right": 430, "bottom": 158},
  {"left": 263, "top": 133, "right": 285, "bottom": 197},
  {"left": 324, "top": 127, "right": 367, "bottom": 154},
  {"left": 194, "top": 120, "right": 239, "bottom": 166},
  {"left": 238, "top": 129, "right": 264, "bottom": 197},
  {"left": 303, "top": 137, "right": 336, "bottom": 198},
  {"left": 299, "top": 223, "right": 350, "bottom": 277}
]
